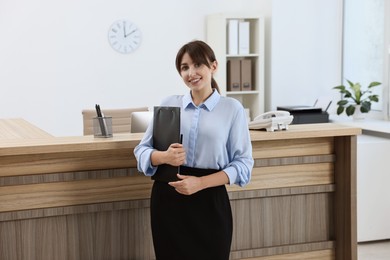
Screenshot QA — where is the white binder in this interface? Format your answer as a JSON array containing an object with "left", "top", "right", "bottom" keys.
[
  {"left": 238, "top": 21, "right": 250, "bottom": 55},
  {"left": 228, "top": 20, "right": 238, "bottom": 55}
]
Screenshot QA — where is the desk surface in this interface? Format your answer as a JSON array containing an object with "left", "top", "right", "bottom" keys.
[
  {"left": 0, "top": 122, "right": 361, "bottom": 156},
  {"left": 0, "top": 118, "right": 52, "bottom": 140}
]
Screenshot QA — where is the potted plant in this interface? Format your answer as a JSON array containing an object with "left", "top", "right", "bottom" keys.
[{"left": 333, "top": 79, "right": 381, "bottom": 117}]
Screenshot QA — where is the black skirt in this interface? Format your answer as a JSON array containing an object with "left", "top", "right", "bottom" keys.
[{"left": 150, "top": 166, "right": 233, "bottom": 260}]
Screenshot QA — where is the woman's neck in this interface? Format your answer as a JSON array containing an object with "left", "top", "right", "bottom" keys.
[{"left": 191, "top": 88, "right": 213, "bottom": 106}]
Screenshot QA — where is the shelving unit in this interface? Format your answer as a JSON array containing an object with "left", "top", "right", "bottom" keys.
[{"left": 206, "top": 13, "right": 265, "bottom": 120}]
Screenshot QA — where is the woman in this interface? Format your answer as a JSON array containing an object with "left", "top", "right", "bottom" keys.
[{"left": 134, "top": 40, "right": 253, "bottom": 260}]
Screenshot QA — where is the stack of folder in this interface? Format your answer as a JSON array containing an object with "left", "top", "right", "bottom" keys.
[
  {"left": 227, "top": 59, "right": 252, "bottom": 91},
  {"left": 227, "top": 19, "right": 252, "bottom": 91},
  {"left": 228, "top": 19, "right": 250, "bottom": 55}
]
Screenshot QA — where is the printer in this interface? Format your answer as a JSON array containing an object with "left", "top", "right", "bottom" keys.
[
  {"left": 276, "top": 106, "right": 328, "bottom": 124},
  {"left": 277, "top": 99, "right": 331, "bottom": 124}
]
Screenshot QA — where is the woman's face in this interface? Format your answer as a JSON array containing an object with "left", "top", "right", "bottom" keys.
[{"left": 179, "top": 52, "right": 217, "bottom": 93}]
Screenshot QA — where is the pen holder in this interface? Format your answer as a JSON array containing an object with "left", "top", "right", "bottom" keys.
[{"left": 93, "top": 117, "right": 113, "bottom": 138}]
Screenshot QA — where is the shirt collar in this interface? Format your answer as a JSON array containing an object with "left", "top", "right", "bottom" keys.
[{"left": 182, "top": 90, "right": 220, "bottom": 111}]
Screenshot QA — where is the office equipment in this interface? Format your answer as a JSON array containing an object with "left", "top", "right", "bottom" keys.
[
  {"left": 240, "top": 59, "right": 252, "bottom": 91},
  {"left": 277, "top": 105, "right": 329, "bottom": 124},
  {"left": 152, "top": 106, "right": 181, "bottom": 182},
  {"left": 130, "top": 111, "right": 153, "bottom": 133},
  {"left": 228, "top": 19, "right": 238, "bottom": 55},
  {"left": 248, "top": 110, "right": 293, "bottom": 131},
  {"left": 227, "top": 59, "right": 241, "bottom": 91},
  {"left": 82, "top": 107, "right": 148, "bottom": 135}
]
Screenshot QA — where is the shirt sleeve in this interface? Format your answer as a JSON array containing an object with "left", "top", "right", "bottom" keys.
[
  {"left": 133, "top": 95, "right": 183, "bottom": 176},
  {"left": 223, "top": 106, "right": 254, "bottom": 187},
  {"left": 133, "top": 122, "right": 158, "bottom": 176}
]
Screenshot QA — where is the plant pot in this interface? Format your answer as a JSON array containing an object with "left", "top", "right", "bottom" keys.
[{"left": 353, "top": 105, "right": 365, "bottom": 120}]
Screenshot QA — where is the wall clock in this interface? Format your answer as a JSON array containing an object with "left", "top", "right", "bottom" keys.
[{"left": 108, "top": 19, "right": 142, "bottom": 54}]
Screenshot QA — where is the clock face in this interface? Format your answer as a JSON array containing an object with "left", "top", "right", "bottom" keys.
[{"left": 108, "top": 19, "right": 142, "bottom": 54}]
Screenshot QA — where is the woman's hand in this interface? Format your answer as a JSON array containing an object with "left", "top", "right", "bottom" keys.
[
  {"left": 169, "top": 174, "right": 204, "bottom": 195},
  {"left": 169, "top": 171, "right": 229, "bottom": 195},
  {"left": 165, "top": 143, "right": 186, "bottom": 166},
  {"left": 150, "top": 143, "right": 185, "bottom": 167}
]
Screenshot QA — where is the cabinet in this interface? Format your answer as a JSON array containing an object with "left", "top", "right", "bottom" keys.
[
  {"left": 357, "top": 134, "right": 390, "bottom": 241},
  {"left": 206, "top": 13, "right": 265, "bottom": 120}
]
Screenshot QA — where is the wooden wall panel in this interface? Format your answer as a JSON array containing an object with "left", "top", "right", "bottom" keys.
[
  {"left": 230, "top": 241, "right": 335, "bottom": 259},
  {"left": 334, "top": 136, "right": 358, "bottom": 260},
  {"left": 229, "top": 163, "right": 334, "bottom": 192},
  {"left": 0, "top": 208, "right": 155, "bottom": 260},
  {"left": 230, "top": 192, "right": 333, "bottom": 251},
  {"left": 0, "top": 148, "right": 137, "bottom": 177},
  {"left": 0, "top": 175, "right": 153, "bottom": 212},
  {"left": 252, "top": 137, "right": 334, "bottom": 159},
  {"left": 240, "top": 248, "right": 335, "bottom": 260}
]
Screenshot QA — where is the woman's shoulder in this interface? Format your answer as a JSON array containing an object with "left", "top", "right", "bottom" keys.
[{"left": 219, "top": 95, "right": 244, "bottom": 109}]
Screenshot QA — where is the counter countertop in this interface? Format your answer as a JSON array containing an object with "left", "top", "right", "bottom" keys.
[
  {"left": 0, "top": 118, "right": 52, "bottom": 140},
  {"left": 0, "top": 121, "right": 361, "bottom": 156}
]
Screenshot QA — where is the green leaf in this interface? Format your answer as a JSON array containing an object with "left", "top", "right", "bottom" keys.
[
  {"left": 368, "top": 81, "right": 381, "bottom": 88},
  {"left": 337, "top": 100, "right": 348, "bottom": 106},
  {"left": 346, "top": 79, "right": 354, "bottom": 87},
  {"left": 336, "top": 106, "right": 344, "bottom": 115},
  {"left": 346, "top": 105, "right": 355, "bottom": 116},
  {"left": 333, "top": 85, "right": 346, "bottom": 91},
  {"left": 369, "top": 95, "right": 379, "bottom": 102},
  {"left": 344, "top": 91, "right": 352, "bottom": 98},
  {"left": 361, "top": 102, "right": 371, "bottom": 112},
  {"left": 351, "top": 83, "right": 362, "bottom": 103}
]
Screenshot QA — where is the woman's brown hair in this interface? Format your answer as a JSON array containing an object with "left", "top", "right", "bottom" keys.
[{"left": 175, "top": 40, "right": 220, "bottom": 93}]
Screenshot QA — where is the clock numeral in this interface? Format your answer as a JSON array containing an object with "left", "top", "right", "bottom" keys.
[{"left": 111, "top": 28, "right": 117, "bottom": 33}]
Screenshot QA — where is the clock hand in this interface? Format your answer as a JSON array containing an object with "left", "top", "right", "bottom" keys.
[
  {"left": 123, "top": 22, "right": 126, "bottom": 37},
  {"left": 125, "top": 29, "right": 137, "bottom": 38}
]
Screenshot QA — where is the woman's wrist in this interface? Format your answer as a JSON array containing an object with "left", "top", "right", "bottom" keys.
[
  {"left": 200, "top": 171, "right": 229, "bottom": 189},
  {"left": 151, "top": 150, "right": 167, "bottom": 166}
]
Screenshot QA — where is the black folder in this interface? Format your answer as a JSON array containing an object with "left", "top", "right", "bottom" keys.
[{"left": 152, "top": 106, "right": 181, "bottom": 182}]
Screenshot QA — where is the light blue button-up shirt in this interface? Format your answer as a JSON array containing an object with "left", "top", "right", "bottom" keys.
[{"left": 133, "top": 90, "right": 253, "bottom": 187}]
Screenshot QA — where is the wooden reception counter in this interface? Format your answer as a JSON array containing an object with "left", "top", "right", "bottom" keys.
[{"left": 0, "top": 119, "right": 361, "bottom": 260}]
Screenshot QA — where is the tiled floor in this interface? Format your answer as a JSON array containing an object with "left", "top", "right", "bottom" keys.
[{"left": 358, "top": 240, "right": 390, "bottom": 260}]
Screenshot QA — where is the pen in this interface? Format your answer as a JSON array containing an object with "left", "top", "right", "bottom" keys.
[
  {"left": 95, "top": 104, "right": 107, "bottom": 136},
  {"left": 95, "top": 104, "right": 102, "bottom": 117},
  {"left": 178, "top": 134, "right": 183, "bottom": 175}
]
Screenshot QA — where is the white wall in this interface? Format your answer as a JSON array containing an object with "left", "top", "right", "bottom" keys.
[
  {"left": 0, "top": 0, "right": 342, "bottom": 136},
  {"left": 269, "top": 0, "right": 343, "bottom": 112},
  {"left": 0, "top": 0, "right": 271, "bottom": 136}
]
